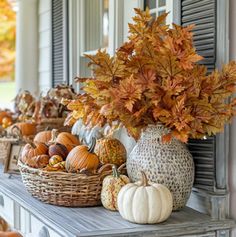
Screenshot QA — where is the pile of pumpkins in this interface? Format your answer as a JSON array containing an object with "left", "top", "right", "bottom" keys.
[
  {"left": 20, "top": 128, "right": 174, "bottom": 225},
  {"left": 20, "top": 129, "right": 127, "bottom": 172}
]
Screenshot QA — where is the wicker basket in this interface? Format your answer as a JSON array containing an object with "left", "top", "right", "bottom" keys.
[
  {"left": 0, "top": 137, "right": 14, "bottom": 164},
  {"left": 18, "top": 161, "right": 125, "bottom": 207},
  {"left": 36, "top": 118, "right": 71, "bottom": 133}
]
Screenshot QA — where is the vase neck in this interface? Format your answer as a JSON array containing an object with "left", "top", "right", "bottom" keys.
[{"left": 141, "top": 124, "right": 170, "bottom": 140}]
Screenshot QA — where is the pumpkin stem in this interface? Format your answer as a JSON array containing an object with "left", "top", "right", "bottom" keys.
[
  {"left": 88, "top": 137, "right": 96, "bottom": 153},
  {"left": 141, "top": 171, "right": 149, "bottom": 187},
  {"left": 49, "top": 129, "right": 58, "bottom": 144},
  {"left": 29, "top": 142, "right": 37, "bottom": 149},
  {"left": 112, "top": 165, "right": 120, "bottom": 178}
]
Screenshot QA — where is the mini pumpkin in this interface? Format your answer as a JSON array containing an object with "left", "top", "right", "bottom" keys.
[
  {"left": 1, "top": 116, "right": 13, "bottom": 128},
  {"left": 66, "top": 138, "right": 99, "bottom": 172},
  {"left": 117, "top": 171, "right": 173, "bottom": 224},
  {"left": 0, "top": 111, "right": 10, "bottom": 124},
  {"left": 101, "top": 165, "right": 130, "bottom": 211},
  {"left": 34, "top": 130, "right": 52, "bottom": 144},
  {"left": 49, "top": 155, "right": 63, "bottom": 166},
  {"left": 95, "top": 137, "right": 126, "bottom": 166},
  {"left": 48, "top": 143, "right": 68, "bottom": 158},
  {"left": 8, "top": 122, "right": 37, "bottom": 136},
  {"left": 25, "top": 154, "right": 50, "bottom": 168},
  {"left": 53, "top": 161, "right": 66, "bottom": 170},
  {"left": 55, "top": 130, "right": 80, "bottom": 151},
  {"left": 21, "top": 142, "right": 48, "bottom": 164}
]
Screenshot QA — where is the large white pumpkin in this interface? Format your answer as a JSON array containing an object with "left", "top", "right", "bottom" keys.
[{"left": 117, "top": 171, "right": 173, "bottom": 224}]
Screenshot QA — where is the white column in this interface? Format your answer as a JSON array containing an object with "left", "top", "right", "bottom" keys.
[
  {"left": 15, "top": 0, "right": 38, "bottom": 96},
  {"left": 229, "top": 0, "right": 236, "bottom": 234}
]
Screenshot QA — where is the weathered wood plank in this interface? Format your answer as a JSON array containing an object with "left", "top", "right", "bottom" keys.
[{"left": 0, "top": 172, "right": 234, "bottom": 237}]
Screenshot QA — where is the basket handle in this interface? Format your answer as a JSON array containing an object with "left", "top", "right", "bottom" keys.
[{"left": 98, "top": 163, "right": 126, "bottom": 174}]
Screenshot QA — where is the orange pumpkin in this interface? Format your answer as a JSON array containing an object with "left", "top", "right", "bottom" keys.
[
  {"left": 25, "top": 154, "right": 50, "bottom": 168},
  {"left": 34, "top": 130, "right": 52, "bottom": 144},
  {"left": 56, "top": 132, "right": 80, "bottom": 151},
  {"left": 66, "top": 139, "right": 99, "bottom": 172},
  {"left": 95, "top": 137, "right": 127, "bottom": 166},
  {"left": 8, "top": 122, "right": 37, "bottom": 136},
  {"left": 0, "top": 111, "right": 10, "bottom": 124},
  {"left": 21, "top": 142, "right": 48, "bottom": 164},
  {"left": 2, "top": 116, "right": 13, "bottom": 128}
]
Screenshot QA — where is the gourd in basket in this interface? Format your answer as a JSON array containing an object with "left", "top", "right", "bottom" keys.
[
  {"left": 34, "top": 130, "right": 52, "bottom": 144},
  {"left": 21, "top": 142, "right": 49, "bottom": 168},
  {"left": 95, "top": 136, "right": 127, "bottom": 166}
]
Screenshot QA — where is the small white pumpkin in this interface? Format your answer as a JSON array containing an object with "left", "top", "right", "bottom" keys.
[{"left": 117, "top": 171, "right": 173, "bottom": 224}]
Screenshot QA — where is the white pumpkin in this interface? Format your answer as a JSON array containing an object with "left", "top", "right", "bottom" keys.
[
  {"left": 72, "top": 120, "right": 104, "bottom": 144},
  {"left": 71, "top": 119, "right": 83, "bottom": 135},
  {"left": 117, "top": 171, "right": 173, "bottom": 224}
]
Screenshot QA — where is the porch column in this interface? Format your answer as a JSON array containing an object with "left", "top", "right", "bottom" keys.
[
  {"left": 15, "top": 0, "right": 38, "bottom": 96},
  {"left": 229, "top": 0, "right": 236, "bottom": 232}
]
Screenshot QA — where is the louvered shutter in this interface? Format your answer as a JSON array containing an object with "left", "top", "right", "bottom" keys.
[
  {"left": 181, "top": 0, "right": 229, "bottom": 194},
  {"left": 144, "top": 0, "right": 229, "bottom": 194},
  {"left": 51, "top": 0, "right": 69, "bottom": 86},
  {"left": 181, "top": 0, "right": 216, "bottom": 72}
]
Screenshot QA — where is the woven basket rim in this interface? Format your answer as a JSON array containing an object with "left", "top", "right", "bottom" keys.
[{"left": 18, "top": 159, "right": 114, "bottom": 178}]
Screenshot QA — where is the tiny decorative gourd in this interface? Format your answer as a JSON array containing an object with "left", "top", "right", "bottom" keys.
[
  {"left": 101, "top": 165, "right": 130, "bottom": 211},
  {"left": 65, "top": 138, "right": 99, "bottom": 172},
  {"left": 94, "top": 137, "right": 126, "bottom": 166},
  {"left": 49, "top": 155, "right": 63, "bottom": 166},
  {"left": 117, "top": 171, "right": 173, "bottom": 224}
]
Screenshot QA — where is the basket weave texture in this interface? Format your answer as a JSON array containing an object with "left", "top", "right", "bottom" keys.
[
  {"left": 36, "top": 118, "right": 71, "bottom": 133},
  {"left": 0, "top": 136, "right": 28, "bottom": 164},
  {"left": 0, "top": 138, "right": 12, "bottom": 164},
  {"left": 18, "top": 160, "right": 119, "bottom": 207}
]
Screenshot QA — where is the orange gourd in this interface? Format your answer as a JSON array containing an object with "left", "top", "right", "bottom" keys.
[
  {"left": 0, "top": 111, "right": 10, "bottom": 124},
  {"left": 2, "top": 116, "right": 13, "bottom": 128},
  {"left": 21, "top": 142, "right": 48, "bottom": 164},
  {"left": 66, "top": 139, "right": 99, "bottom": 172},
  {"left": 34, "top": 130, "right": 52, "bottom": 144},
  {"left": 25, "top": 154, "right": 50, "bottom": 168},
  {"left": 8, "top": 122, "right": 37, "bottom": 136},
  {"left": 55, "top": 131, "right": 80, "bottom": 151}
]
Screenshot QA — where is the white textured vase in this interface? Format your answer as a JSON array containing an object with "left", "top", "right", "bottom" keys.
[{"left": 127, "top": 124, "right": 194, "bottom": 210}]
